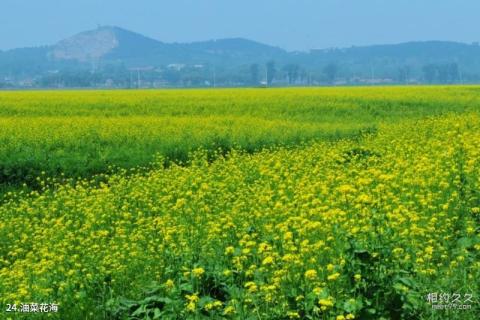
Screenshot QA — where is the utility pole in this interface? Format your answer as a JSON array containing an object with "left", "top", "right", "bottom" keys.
[
  {"left": 370, "top": 64, "right": 375, "bottom": 85},
  {"left": 265, "top": 65, "right": 268, "bottom": 88},
  {"left": 137, "top": 69, "right": 141, "bottom": 89},
  {"left": 213, "top": 66, "right": 216, "bottom": 88}
]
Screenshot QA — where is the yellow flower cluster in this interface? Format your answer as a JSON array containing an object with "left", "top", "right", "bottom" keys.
[{"left": 0, "top": 88, "right": 479, "bottom": 318}]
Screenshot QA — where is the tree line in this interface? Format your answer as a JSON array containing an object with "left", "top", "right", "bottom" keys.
[{"left": 2, "top": 61, "right": 477, "bottom": 88}]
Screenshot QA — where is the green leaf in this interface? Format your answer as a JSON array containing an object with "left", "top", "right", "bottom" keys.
[
  {"left": 367, "top": 308, "right": 376, "bottom": 315},
  {"left": 198, "top": 296, "right": 214, "bottom": 307},
  {"left": 180, "top": 283, "right": 193, "bottom": 292},
  {"left": 131, "top": 304, "right": 147, "bottom": 316},
  {"left": 395, "top": 276, "right": 416, "bottom": 288},
  {"left": 343, "top": 298, "right": 363, "bottom": 313},
  {"left": 457, "top": 237, "right": 474, "bottom": 248},
  {"left": 153, "top": 308, "right": 162, "bottom": 319}
]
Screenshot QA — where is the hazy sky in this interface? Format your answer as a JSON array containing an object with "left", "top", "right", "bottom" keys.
[{"left": 1, "top": 0, "right": 479, "bottom": 51}]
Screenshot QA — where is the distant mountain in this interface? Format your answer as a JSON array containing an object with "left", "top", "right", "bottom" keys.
[
  {"left": 47, "top": 26, "right": 287, "bottom": 67},
  {"left": 281, "top": 41, "right": 480, "bottom": 82},
  {"left": 53, "top": 27, "right": 173, "bottom": 63},
  {"left": 2, "top": 26, "right": 480, "bottom": 87},
  {"left": 303, "top": 41, "right": 480, "bottom": 70},
  {"left": 0, "top": 26, "right": 287, "bottom": 74}
]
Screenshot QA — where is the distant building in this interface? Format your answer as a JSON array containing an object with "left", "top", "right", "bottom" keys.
[
  {"left": 19, "top": 78, "right": 34, "bottom": 87},
  {"left": 167, "top": 64, "right": 186, "bottom": 71},
  {"left": 153, "top": 80, "right": 169, "bottom": 88},
  {"left": 105, "top": 79, "right": 114, "bottom": 87}
]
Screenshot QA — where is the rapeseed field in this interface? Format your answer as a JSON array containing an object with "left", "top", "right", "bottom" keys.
[
  {"left": 1, "top": 86, "right": 479, "bottom": 186},
  {"left": 0, "top": 87, "right": 479, "bottom": 319}
]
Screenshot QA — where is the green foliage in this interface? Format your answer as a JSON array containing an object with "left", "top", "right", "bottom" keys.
[{"left": 1, "top": 86, "right": 479, "bottom": 192}]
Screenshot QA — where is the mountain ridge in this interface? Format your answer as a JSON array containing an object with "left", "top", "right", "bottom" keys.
[
  {"left": 47, "top": 26, "right": 287, "bottom": 65},
  {"left": 2, "top": 26, "right": 480, "bottom": 87},
  {"left": 2, "top": 26, "right": 479, "bottom": 65}
]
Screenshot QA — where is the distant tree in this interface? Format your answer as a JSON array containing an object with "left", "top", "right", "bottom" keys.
[
  {"left": 323, "top": 62, "right": 338, "bottom": 84},
  {"left": 300, "top": 69, "right": 308, "bottom": 85},
  {"left": 438, "top": 64, "right": 451, "bottom": 84},
  {"left": 429, "top": 63, "right": 459, "bottom": 84},
  {"left": 397, "top": 66, "right": 411, "bottom": 84},
  {"left": 163, "top": 69, "right": 181, "bottom": 85},
  {"left": 266, "top": 61, "right": 276, "bottom": 85},
  {"left": 423, "top": 64, "right": 437, "bottom": 84},
  {"left": 250, "top": 64, "right": 259, "bottom": 85},
  {"left": 284, "top": 64, "right": 300, "bottom": 84},
  {"left": 447, "top": 63, "right": 459, "bottom": 83},
  {"left": 180, "top": 67, "right": 206, "bottom": 87}
]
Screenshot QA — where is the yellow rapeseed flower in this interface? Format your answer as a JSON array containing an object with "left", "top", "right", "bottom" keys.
[
  {"left": 327, "top": 272, "right": 341, "bottom": 281},
  {"left": 192, "top": 267, "right": 205, "bottom": 277},
  {"left": 304, "top": 269, "right": 318, "bottom": 280}
]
